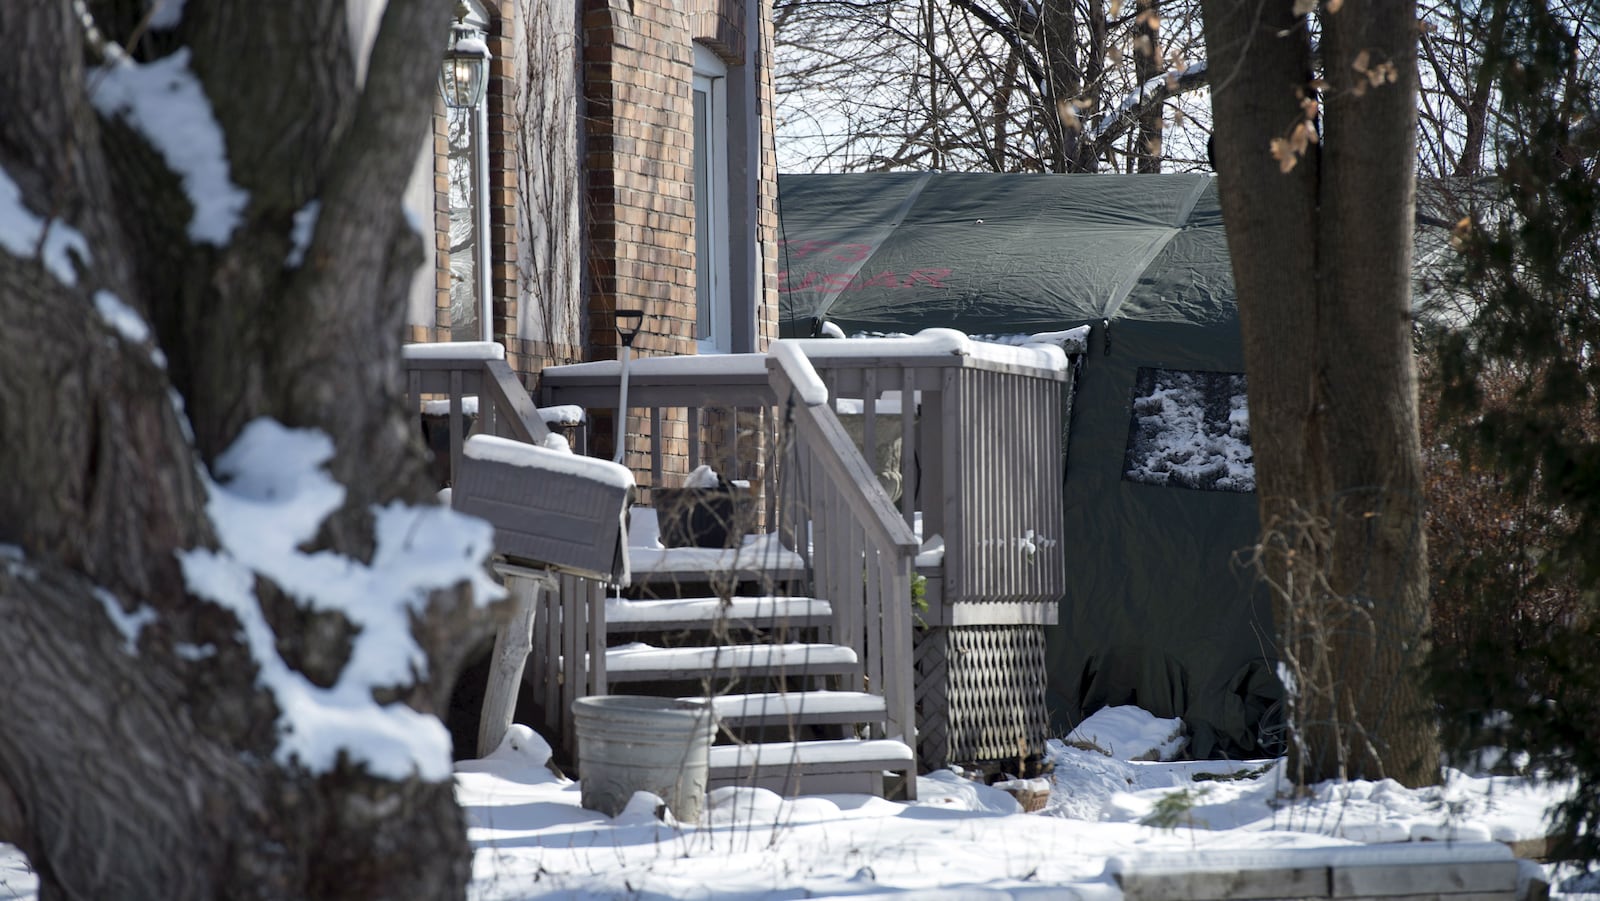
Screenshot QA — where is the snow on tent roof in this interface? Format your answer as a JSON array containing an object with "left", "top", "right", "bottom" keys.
[{"left": 777, "top": 172, "right": 1236, "bottom": 338}]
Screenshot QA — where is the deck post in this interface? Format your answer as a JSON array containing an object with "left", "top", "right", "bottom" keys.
[{"left": 479, "top": 567, "right": 557, "bottom": 757}]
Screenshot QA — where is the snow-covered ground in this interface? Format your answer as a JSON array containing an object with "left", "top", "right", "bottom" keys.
[{"left": 3, "top": 706, "right": 1589, "bottom": 900}]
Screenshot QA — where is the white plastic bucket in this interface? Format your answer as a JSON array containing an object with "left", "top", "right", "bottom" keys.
[{"left": 572, "top": 695, "right": 715, "bottom": 822}]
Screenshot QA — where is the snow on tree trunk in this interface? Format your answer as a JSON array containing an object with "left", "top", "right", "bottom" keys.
[
  {"left": 0, "top": 1, "right": 493, "bottom": 897},
  {"left": 1200, "top": 0, "right": 1440, "bottom": 787}
]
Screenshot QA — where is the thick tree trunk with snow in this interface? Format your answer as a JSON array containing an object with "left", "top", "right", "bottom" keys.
[
  {"left": 1201, "top": 0, "right": 1439, "bottom": 786},
  {"left": 0, "top": 1, "right": 484, "bottom": 897}
]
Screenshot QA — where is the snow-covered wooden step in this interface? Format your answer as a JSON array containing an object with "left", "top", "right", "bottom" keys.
[
  {"left": 707, "top": 738, "right": 917, "bottom": 799},
  {"left": 603, "top": 642, "right": 859, "bottom": 683},
  {"left": 628, "top": 540, "right": 807, "bottom": 588},
  {"left": 698, "top": 690, "right": 886, "bottom": 728},
  {"left": 605, "top": 596, "right": 832, "bottom": 633}
]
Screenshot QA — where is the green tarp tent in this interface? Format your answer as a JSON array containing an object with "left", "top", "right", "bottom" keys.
[{"left": 778, "top": 171, "right": 1282, "bottom": 758}]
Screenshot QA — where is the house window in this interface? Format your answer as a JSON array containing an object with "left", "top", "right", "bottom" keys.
[
  {"left": 693, "top": 44, "right": 731, "bottom": 353},
  {"left": 1123, "top": 368, "right": 1254, "bottom": 493},
  {"left": 447, "top": 6, "right": 492, "bottom": 342}
]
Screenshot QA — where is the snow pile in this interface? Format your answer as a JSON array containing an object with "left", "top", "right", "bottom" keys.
[
  {"left": 538, "top": 404, "right": 585, "bottom": 426},
  {"left": 90, "top": 49, "right": 248, "bottom": 244},
  {"left": 917, "top": 768, "right": 1026, "bottom": 815},
  {"left": 93, "top": 291, "right": 168, "bottom": 368},
  {"left": 179, "top": 418, "right": 502, "bottom": 781},
  {"left": 285, "top": 200, "right": 319, "bottom": 267},
  {"left": 0, "top": 707, "right": 1585, "bottom": 899},
  {"left": 1124, "top": 369, "right": 1254, "bottom": 492},
  {"left": 0, "top": 166, "right": 90, "bottom": 287},
  {"left": 1065, "top": 704, "right": 1188, "bottom": 761},
  {"left": 683, "top": 463, "right": 722, "bottom": 489}
]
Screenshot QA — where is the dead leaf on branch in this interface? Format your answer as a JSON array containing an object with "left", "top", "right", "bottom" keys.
[
  {"left": 1350, "top": 49, "right": 1399, "bottom": 97},
  {"left": 1270, "top": 121, "right": 1319, "bottom": 173},
  {"left": 1056, "top": 98, "right": 1084, "bottom": 133},
  {"left": 1271, "top": 137, "right": 1299, "bottom": 173}
]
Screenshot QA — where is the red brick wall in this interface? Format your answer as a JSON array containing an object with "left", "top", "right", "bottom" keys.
[
  {"left": 752, "top": 0, "right": 780, "bottom": 350},
  {"left": 583, "top": 0, "right": 699, "bottom": 363}
]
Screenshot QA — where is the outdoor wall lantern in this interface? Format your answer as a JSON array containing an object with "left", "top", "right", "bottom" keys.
[
  {"left": 612, "top": 309, "right": 645, "bottom": 464},
  {"left": 439, "top": 22, "right": 489, "bottom": 109}
]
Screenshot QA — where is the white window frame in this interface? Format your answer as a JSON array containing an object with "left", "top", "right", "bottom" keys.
[{"left": 693, "top": 44, "right": 732, "bottom": 354}]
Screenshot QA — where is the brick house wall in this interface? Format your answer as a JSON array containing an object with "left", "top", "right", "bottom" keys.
[
  {"left": 579, "top": 0, "right": 780, "bottom": 489},
  {"left": 405, "top": 0, "right": 780, "bottom": 488}
]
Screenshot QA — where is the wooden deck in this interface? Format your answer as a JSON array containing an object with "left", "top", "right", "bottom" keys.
[{"left": 405, "top": 329, "right": 1081, "bottom": 794}]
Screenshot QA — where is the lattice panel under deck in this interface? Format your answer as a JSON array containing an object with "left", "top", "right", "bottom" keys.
[
  {"left": 912, "top": 627, "right": 951, "bottom": 769},
  {"left": 944, "top": 624, "right": 1050, "bottom": 766}
]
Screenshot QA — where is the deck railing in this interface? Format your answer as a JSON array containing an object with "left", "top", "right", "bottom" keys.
[
  {"left": 402, "top": 341, "right": 553, "bottom": 486},
  {"left": 767, "top": 345, "right": 919, "bottom": 747},
  {"left": 403, "top": 343, "right": 611, "bottom": 755},
  {"left": 412, "top": 331, "right": 1076, "bottom": 767},
  {"left": 792, "top": 331, "right": 1074, "bottom": 613}
]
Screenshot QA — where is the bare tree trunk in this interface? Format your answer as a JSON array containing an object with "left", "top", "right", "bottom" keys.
[
  {"left": 1453, "top": 3, "right": 1507, "bottom": 177},
  {"left": 0, "top": 1, "right": 481, "bottom": 896},
  {"left": 1036, "top": 0, "right": 1083, "bottom": 171},
  {"left": 1134, "top": 0, "right": 1164, "bottom": 172},
  {"left": 1202, "top": 0, "right": 1438, "bottom": 787}
]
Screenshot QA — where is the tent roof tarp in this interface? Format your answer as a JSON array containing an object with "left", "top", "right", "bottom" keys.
[{"left": 778, "top": 172, "right": 1237, "bottom": 337}]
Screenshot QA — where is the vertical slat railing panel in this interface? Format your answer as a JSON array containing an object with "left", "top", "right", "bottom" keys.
[
  {"left": 448, "top": 370, "right": 465, "bottom": 484},
  {"left": 862, "top": 368, "right": 878, "bottom": 491},
  {"left": 879, "top": 551, "right": 914, "bottom": 747},
  {"left": 920, "top": 378, "right": 946, "bottom": 542},
  {"left": 541, "top": 577, "right": 562, "bottom": 742},
  {"left": 561, "top": 573, "right": 584, "bottom": 755},
  {"left": 999, "top": 369, "right": 1011, "bottom": 597},
  {"left": 941, "top": 366, "right": 965, "bottom": 600},
  {"left": 650, "top": 407, "right": 664, "bottom": 493},
  {"left": 900, "top": 368, "right": 917, "bottom": 527},
  {"left": 768, "top": 352, "right": 917, "bottom": 751},
  {"left": 862, "top": 516, "right": 884, "bottom": 702},
  {"left": 587, "top": 579, "right": 607, "bottom": 697},
  {"left": 763, "top": 406, "right": 779, "bottom": 530}
]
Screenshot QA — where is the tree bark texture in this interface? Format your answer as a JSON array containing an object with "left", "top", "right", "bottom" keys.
[
  {"left": 0, "top": 1, "right": 480, "bottom": 897},
  {"left": 1201, "top": 0, "right": 1439, "bottom": 786}
]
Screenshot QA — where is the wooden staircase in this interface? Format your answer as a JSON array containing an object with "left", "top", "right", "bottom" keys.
[
  {"left": 406, "top": 340, "right": 923, "bottom": 801},
  {"left": 602, "top": 566, "right": 917, "bottom": 799}
]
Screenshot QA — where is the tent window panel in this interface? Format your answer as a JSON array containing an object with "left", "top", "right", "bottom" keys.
[{"left": 1122, "top": 368, "right": 1254, "bottom": 493}]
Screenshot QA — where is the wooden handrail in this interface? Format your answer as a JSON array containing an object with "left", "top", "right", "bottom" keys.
[
  {"left": 767, "top": 347, "right": 918, "bottom": 753},
  {"left": 766, "top": 352, "right": 918, "bottom": 556},
  {"left": 402, "top": 345, "right": 552, "bottom": 487}
]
